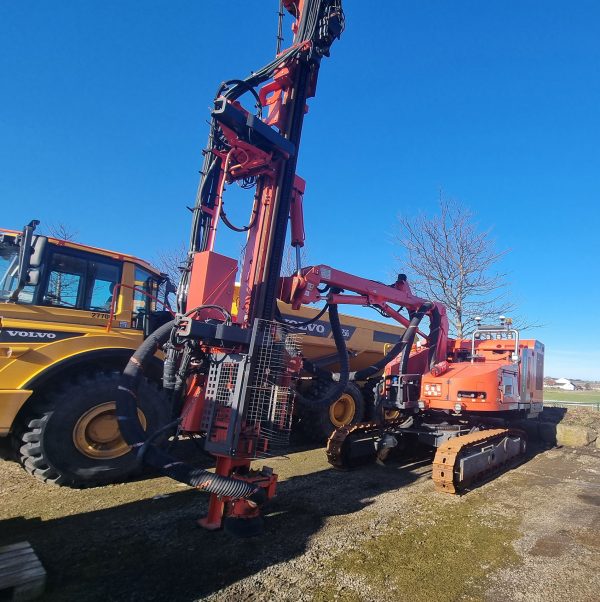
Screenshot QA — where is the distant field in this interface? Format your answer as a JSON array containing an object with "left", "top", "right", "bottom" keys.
[{"left": 544, "top": 389, "right": 600, "bottom": 403}]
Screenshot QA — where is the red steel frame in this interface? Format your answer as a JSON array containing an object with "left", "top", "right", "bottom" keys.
[
  {"left": 279, "top": 264, "right": 449, "bottom": 361},
  {"left": 185, "top": 0, "right": 335, "bottom": 529},
  {"left": 178, "top": 1, "right": 455, "bottom": 528}
]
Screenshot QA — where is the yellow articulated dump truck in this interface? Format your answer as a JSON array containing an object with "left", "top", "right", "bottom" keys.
[
  {"left": 0, "top": 221, "right": 403, "bottom": 487},
  {"left": 0, "top": 221, "right": 172, "bottom": 487}
]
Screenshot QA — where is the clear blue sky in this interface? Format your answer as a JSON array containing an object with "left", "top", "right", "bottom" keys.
[{"left": 1, "top": 1, "right": 599, "bottom": 379}]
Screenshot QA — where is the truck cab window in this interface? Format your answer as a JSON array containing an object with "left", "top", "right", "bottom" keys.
[
  {"left": 43, "top": 251, "right": 121, "bottom": 311},
  {"left": 132, "top": 267, "right": 159, "bottom": 322},
  {"left": 44, "top": 253, "right": 85, "bottom": 308},
  {"left": 86, "top": 261, "right": 120, "bottom": 311}
]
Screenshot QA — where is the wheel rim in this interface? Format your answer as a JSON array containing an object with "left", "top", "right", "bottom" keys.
[
  {"left": 329, "top": 393, "right": 356, "bottom": 427},
  {"left": 384, "top": 409, "right": 400, "bottom": 420},
  {"left": 73, "top": 402, "right": 147, "bottom": 459}
]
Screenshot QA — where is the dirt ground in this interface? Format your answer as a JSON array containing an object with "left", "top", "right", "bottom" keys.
[{"left": 2, "top": 436, "right": 600, "bottom": 601}]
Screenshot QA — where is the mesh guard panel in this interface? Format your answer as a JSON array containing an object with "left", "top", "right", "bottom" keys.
[{"left": 203, "top": 319, "right": 303, "bottom": 459}]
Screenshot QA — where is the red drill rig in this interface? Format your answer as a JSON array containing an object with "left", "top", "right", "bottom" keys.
[
  {"left": 116, "top": 0, "right": 543, "bottom": 536},
  {"left": 323, "top": 316, "right": 543, "bottom": 493},
  {"left": 117, "top": 0, "right": 348, "bottom": 537}
]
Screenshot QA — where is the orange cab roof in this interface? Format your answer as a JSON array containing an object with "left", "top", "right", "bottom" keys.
[{"left": 0, "top": 226, "right": 162, "bottom": 276}]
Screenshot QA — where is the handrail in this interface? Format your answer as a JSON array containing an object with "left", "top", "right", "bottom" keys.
[{"left": 471, "top": 327, "right": 519, "bottom": 363}]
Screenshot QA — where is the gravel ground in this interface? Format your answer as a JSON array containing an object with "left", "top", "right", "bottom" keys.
[{"left": 1, "top": 434, "right": 600, "bottom": 601}]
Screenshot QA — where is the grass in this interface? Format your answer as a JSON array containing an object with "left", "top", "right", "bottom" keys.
[
  {"left": 313, "top": 496, "right": 521, "bottom": 602},
  {"left": 544, "top": 389, "right": 600, "bottom": 403}
]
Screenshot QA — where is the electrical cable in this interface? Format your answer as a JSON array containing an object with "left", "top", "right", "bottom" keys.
[
  {"left": 184, "top": 304, "right": 231, "bottom": 323},
  {"left": 220, "top": 206, "right": 258, "bottom": 233},
  {"left": 274, "top": 301, "right": 329, "bottom": 328}
]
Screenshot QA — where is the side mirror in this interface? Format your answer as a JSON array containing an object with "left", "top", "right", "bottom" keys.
[
  {"left": 26, "top": 235, "right": 47, "bottom": 286},
  {"left": 511, "top": 352, "right": 520, "bottom": 363},
  {"left": 165, "top": 279, "right": 177, "bottom": 296},
  {"left": 29, "top": 234, "right": 46, "bottom": 268},
  {"left": 9, "top": 220, "right": 45, "bottom": 301}
]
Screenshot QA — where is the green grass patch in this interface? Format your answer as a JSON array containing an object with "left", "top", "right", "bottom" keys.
[
  {"left": 314, "top": 496, "right": 520, "bottom": 602},
  {"left": 544, "top": 390, "right": 600, "bottom": 403}
]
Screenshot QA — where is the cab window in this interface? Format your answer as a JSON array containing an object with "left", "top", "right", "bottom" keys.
[
  {"left": 44, "top": 254, "right": 86, "bottom": 308},
  {"left": 0, "top": 237, "right": 35, "bottom": 303},
  {"left": 43, "top": 251, "right": 121, "bottom": 311},
  {"left": 132, "top": 267, "right": 159, "bottom": 321},
  {"left": 87, "top": 260, "right": 120, "bottom": 311}
]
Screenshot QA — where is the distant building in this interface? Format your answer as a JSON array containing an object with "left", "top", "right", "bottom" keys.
[
  {"left": 552, "top": 377, "right": 583, "bottom": 391},
  {"left": 570, "top": 380, "right": 587, "bottom": 390},
  {"left": 544, "top": 376, "right": 590, "bottom": 390}
]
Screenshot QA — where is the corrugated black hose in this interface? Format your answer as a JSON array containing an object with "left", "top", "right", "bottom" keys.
[{"left": 115, "top": 320, "right": 262, "bottom": 502}]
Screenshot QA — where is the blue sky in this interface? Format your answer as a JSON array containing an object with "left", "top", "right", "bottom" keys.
[{"left": 1, "top": 1, "right": 599, "bottom": 379}]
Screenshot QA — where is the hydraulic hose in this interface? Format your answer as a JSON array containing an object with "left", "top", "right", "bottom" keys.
[
  {"left": 275, "top": 301, "right": 329, "bottom": 329},
  {"left": 394, "top": 303, "right": 444, "bottom": 376},
  {"left": 352, "top": 302, "right": 432, "bottom": 381},
  {"left": 301, "top": 302, "right": 433, "bottom": 385},
  {"left": 397, "top": 310, "right": 416, "bottom": 378},
  {"left": 427, "top": 304, "right": 443, "bottom": 369},
  {"left": 115, "top": 320, "right": 260, "bottom": 501},
  {"left": 295, "top": 303, "right": 350, "bottom": 408}
]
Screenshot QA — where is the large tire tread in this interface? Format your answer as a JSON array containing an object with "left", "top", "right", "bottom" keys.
[{"left": 17, "top": 370, "right": 167, "bottom": 488}]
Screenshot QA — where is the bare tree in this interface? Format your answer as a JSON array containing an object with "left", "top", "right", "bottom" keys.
[
  {"left": 154, "top": 243, "right": 188, "bottom": 287},
  {"left": 44, "top": 223, "right": 80, "bottom": 304},
  {"left": 281, "top": 245, "right": 309, "bottom": 277},
  {"left": 46, "top": 222, "right": 79, "bottom": 241},
  {"left": 395, "top": 196, "right": 521, "bottom": 338}
]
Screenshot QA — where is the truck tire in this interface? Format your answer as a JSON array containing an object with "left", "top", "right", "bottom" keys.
[
  {"left": 18, "top": 371, "right": 169, "bottom": 488},
  {"left": 302, "top": 381, "right": 365, "bottom": 442}
]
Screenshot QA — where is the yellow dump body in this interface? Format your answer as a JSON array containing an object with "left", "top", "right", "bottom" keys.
[{"left": 278, "top": 303, "right": 403, "bottom": 373}]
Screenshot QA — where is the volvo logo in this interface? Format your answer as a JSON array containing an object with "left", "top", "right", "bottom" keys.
[
  {"left": 0, "top": 329, "right": 84, "bottom": 343},
  {"left": 7, "top": 330, "right": 57, "bottom": 339}
]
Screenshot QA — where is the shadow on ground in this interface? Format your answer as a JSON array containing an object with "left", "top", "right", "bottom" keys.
[
  {"left": 0, "top": 447, "right": 431, "bottom": 602},
  {"left": 1, "top": 416, "right": 557, "bottom": 602}
]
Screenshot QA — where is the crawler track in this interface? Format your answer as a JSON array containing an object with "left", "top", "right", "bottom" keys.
[
  {"left": 326, "top": 419, "right": 405, "bottom": 469},
  {"left": 327, "top": 423, "right": 527, "bottom": 493},
  {"left": 432, "top": 428, "right": 527, "bottom": 493}
]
